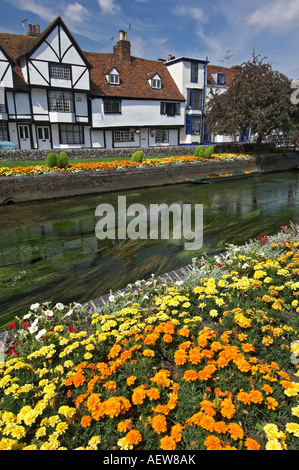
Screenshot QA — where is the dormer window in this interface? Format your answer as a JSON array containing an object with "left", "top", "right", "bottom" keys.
[
  {"left": 217, "top": 73, "right": 225, "bottom": 85},
  {"left": 107, "top": 68, "right": 120, "bottom": 85},
  {"left": 149, "top": 73, "right": 162, "bottom": 89}
]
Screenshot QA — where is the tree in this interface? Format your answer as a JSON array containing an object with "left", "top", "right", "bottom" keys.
[{"left": 204, "top": 52, "right": 297, "bottom": 144}]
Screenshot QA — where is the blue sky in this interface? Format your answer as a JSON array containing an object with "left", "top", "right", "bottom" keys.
[{"left": 2, "top": 0, "right": 299, "bottom": 79}]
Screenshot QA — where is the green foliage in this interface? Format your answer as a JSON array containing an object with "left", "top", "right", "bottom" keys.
[
  {"left": 204, "top": 145, "right": 215, "bottom": 158},
  {"left": 268, "top": 144, "right": 276, "bottom": 153},
  {"left": 131, "top": 150, "right": 143, "bottom": 162},
  {"left": 194, "top": 146, "right": 205, "bottom": 157},
  {"left": 58, "top": 151, "right": 69, "bottom": 169},
  {"left": 46, "top": 152, "right": 58, "bottom": 168}
]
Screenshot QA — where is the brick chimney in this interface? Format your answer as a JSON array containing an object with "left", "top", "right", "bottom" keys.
[
  {"left": 113, "top": 30, "right": 131, "bottom": 63},
  {"left": 27, "top": 24, "right": 41, "bottom": 36}
]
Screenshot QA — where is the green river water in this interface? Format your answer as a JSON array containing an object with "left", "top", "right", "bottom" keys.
[{"left": 0, "top": 170, "right": 299, "bottom": 328}]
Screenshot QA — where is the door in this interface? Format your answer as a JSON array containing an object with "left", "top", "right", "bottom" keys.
[
  {"left": 18, "top": 124, "right": 31, "bottom": 150},
  {"left": 37, "top": 126, "right": 51, "bottom": 149}
]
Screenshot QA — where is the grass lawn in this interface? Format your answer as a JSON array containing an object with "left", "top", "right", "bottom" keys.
[{"left": 0, "top": 155, "right": 176, "bottom": 168}]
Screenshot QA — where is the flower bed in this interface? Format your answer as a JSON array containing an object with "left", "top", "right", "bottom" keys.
[
  {"left": 0, "top": 153, "right": 253, "bottom": 177},
  {"left": 1, "top": 224, "right": 299, "bottom": 450}
]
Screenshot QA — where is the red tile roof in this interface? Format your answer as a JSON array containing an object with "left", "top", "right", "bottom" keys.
[
  {"left": 84, "top": 51, "right": 185, "bottom": 101},
  {"left": 207, "top": 64, "right": 240, "bottom": 87}
]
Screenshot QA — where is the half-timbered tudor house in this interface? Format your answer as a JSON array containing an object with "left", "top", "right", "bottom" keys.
[{"left": 0, "top": 17, "right": 185, "bottom": 150}]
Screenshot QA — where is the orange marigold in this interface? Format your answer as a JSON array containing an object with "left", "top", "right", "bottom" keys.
[
  {"left": 249, "top": 389, "right": 263, "bottom": 404},
  {"left": 160, "top": 435, "right": 176, "bottom": 450},
  {"left": 183, "top": 369, "right": 198, "bottom": 382},
  {"left": 178, "top": 327, "right": 190, "bottom": 337},
  {"left": 174, "top": 349, "right": 188, "bottom": 365},
  {"left": 204, "top": 435, "right": 223, "bottom": 450},
  {"left": 132, "top": 386, "right": 147, "bottom": 405},
  {"left": 143, "top": 349, "right": 155, "bottom": 357},
  {"left": 117, "top": 419, "right": 133, "bottom": 433},
  {"left": 149, "top": 414, "right": 167, "bottom": 434},
  {"left": 150, "top": 369, "right": 171, "bottom": 387},
  {"left": 80, "top": 415, "right": 92, "bottom": 428},
  {"left": 170, "top": 423, "right": 183, "bottom": 443},
  {"left": 163, "top": 333, "right": 173, "bottom": 343},
  {"left": 147, "top": 387, "right": 160, "bottom": 401},
  {"left": 125, "top": 429, "right": 142, "bottom": 446},
  {"left": 220, "top": 397, "right": 236, "bottom": 419},
  {"left": 126, "top": 376, "right": 137, "bottom": 386},
  {"left": 227, "top": 423, "right": 244, "bottom": 441},
  {"left": 189, "top": 347, "right": 202, "bottom": 364},
  {"left": 245, "top": 437, "right": 261, "bottom": 450},
  {"left": 213, "top": 420, "right": 227, "bottom": 434},
  {"left": 266, "top": 397, "right": 278, "bottom": 410}
]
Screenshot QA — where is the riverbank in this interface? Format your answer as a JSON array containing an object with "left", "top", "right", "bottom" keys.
[
  {"left": 0, "top": 152, "right": 298, "bottom": 205},
  {"left": 1, "top": 225, "right": 299, "bottom": 450}
]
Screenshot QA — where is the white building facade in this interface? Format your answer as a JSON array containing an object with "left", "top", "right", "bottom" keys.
[{"left": 0, "top": 17, "right": 185, "bottom": 150}]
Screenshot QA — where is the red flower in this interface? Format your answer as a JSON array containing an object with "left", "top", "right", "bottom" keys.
[
  {"left": 22, "top": 321, "right": 28, "bottom": 328},
  {"left": 6, "top": 346, "right": 18, "bottom": 356},
  {"left": 8, "top": 322, "right": 16, "bottom": 330},
  {"left": 68, "top": 326, "right": 76, "bottom": 332}
]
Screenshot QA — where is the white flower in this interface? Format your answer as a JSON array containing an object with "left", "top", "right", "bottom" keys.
[
  {"left": 29, "top": 325, "right": 38, "bottom": 334},
  {"left": 66, "top": 309, "right": 73, "bottom": 317},
  {"left": 44, "top": 310, "right": 54, "bottom": 317},
  {"left": 55, "top": 303, "right": 65, "bottom": 310},
  {"left": 23, "top": 313, "right": 32, "bottom": 320},
  {"left": 35, "top": 329, "right": 47, "bottom": 340},
  {"left": 108, "top": 295, "right": 115, "bottom": 302},
  {"left": 30, "top": 303, "right": 40, "bottom": 311}
]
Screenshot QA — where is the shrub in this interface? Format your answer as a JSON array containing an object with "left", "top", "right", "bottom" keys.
[
  {"left": 268, "top": 144, "right": 276, "bottom": 153},
  {"left": 58, "top": 151, "right": 69, "bottom": 168},
  {"left": 203, "top": 145, "right": 215, "bottom": 158},
  {"left": 46, "top": 152, "right": 58, "bottom": 168},
  {"left": 194, "top": 146, "right": 205, "bottom": 158},
  {"left": 131, "top": 150, "right": 143, "bottom": 162}
]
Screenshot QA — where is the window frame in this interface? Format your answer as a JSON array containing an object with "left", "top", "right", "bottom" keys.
[
  {"left": 103, "top": 99, "right": 122, "bottom": 114},
  {"left": 186, "top": 89, "right": 203, "bottom": 110},
  {"left": 49, "top": 63, "right": 71, "bottom": 80},
  {"left": 151, "top": 78, "right": 162, "bottom": 89},
  {"left": 160, "top": 102, "right": 181, "bottom": 116},
  {"left": 113, "top": 129, "right": 135, "bottom": 143},
  {"left": 191, "top": 62, "right": 198, "bottom": 83},
  {"left": 186, "top": 115, "right": 202, "bottom": 136},
  {"left": 59, "top": 124, "right": 84, "bottom": 145},
  {"left": 155, "top": 128, "right": 169, "bottom": 143},
  {"left": 48, "top": 91, "right": 74, "bottom": 113},
  {"left": 217, "top": 73, "right": 225, "bottom": 85},
  {"left": 108, "top": 73, "right": 120, "bottom": 85},
  {"left": 0, "top": 122, "right": 9, "bottom": 141}
]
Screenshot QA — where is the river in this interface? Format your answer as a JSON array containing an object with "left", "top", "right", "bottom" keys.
[{"left": 0, "top": 170, "right": 298, "bottom": 327}]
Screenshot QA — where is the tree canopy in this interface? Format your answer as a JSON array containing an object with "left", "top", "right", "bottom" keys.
[{"left": 204, "top": 52, "right": 299, "bottom": 143}]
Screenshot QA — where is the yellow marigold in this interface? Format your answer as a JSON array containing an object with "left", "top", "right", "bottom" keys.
[
  {"left": 160, "top": 435, "right": 176, "bottom": 450},
  {"left": 143, "top": 349, "right": 155, "bottom": 357},
  {"left": 178, "top": 327, "right": 190, "bottom": 337}
]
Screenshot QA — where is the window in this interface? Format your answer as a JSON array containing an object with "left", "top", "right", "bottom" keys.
[
  {"left": 103, "top": 100, "right": 122, "bottom": 114},
  {"left": 49, "top": 91, "right": 73, "bottom": 113},
  {"left": 108, "top": 73, "right": 120, "bottom": 85},
  {"left": 186, "top": 116, "right": 201, "bottom": 135},
  {"left": 60, "top": 125, "right": 84, "bottom": 144},
  {"left": 0, "top": 103, "right": 6, "bottom": 113},
  {"left": 217, "top": 73, "right": 225, "bottom": 85},
  {"left": 113, "top": 130, "right": 135, "bottom": 142},
  {"left": 187, "top": 89, "right": 202, "bottom": 109},
  {"left": 151, "top": 78, "right": 161, "bottom": 89},
  {"left": 160, "top": 102, "right": 181, "bottom": 116},
  {"left": 0, "top": 122, "right": 8, "bottom": 141},
  {"left": 50, "top": 64, "right": 71, "bottom": 80},
  {"left": 155, "top": 129, "right": 169, "bottom": 143},
  {"left": 191, "top": 62, "right": 198, "bottom": 83}
]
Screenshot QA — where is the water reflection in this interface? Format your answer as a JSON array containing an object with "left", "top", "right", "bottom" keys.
[{"left": 0, "top": 171, "right": 299, "bottom": 327}]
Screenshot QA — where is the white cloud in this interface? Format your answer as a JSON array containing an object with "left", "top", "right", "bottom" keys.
[
  {"left": 64, "top": 3, "right": 89, "bottom": 23},
  {"left": 247, "top": 0, "right": 299, "bottom": 32},
  {"left": 98, "top": 0, "right": 121, "bottom": 15},
  {"left": 7, "top": 0, "right": 57, "bottom": 21},
  {"left": 174, "top": 5, "right": 205, "bottom": 22}
]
